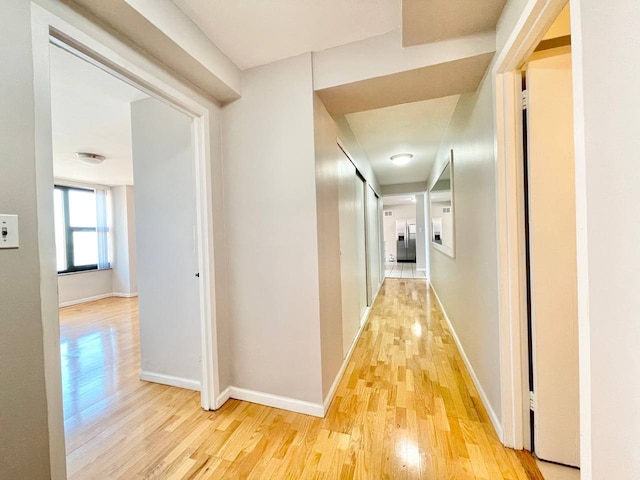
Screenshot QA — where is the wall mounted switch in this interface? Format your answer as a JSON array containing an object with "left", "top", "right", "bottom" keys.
[{"left": 0, "top": 215, "right": 19, "bottom": 249}]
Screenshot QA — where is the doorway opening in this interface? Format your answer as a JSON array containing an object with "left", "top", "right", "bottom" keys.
[
  {"left": 382, "top": 194, "right": 427, "bottom": 279},
  {"left": 520, "top": 3, "right": 580, "bottom": 473},
  {"left": 494, "top": 1, "right": 580, "bottom": 478},
  {"left": 49, "top": 40, "right": 205, "bottom": 475},
  {"left": 32, "top": 9, "right": 220, "bottom": 472}
]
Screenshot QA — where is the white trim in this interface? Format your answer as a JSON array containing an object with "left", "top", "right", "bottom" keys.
[
  {"left": 495, "top": 69, "right": 528, "bottom": 449},
  {"left": 228, "top": 387, "right": 325, "bottom": 418},
  {"left": 568, "top": 1, "right": 592, "bottom": 475},
  {"left": 140, "top": 371, "right": 201, "bottom": 391},
  {"left": 58, "top": 292, "right": 138, "bottom": 308},
  {"left": 430, "top": 281, "right": 504, "bottom": 441},
  {"left": 31, "top": 4, "right": 222, "bottom": 475},
  {"left": 112, "top": 292, "right": 139, "bottom": 298},
  {"left": 212, "top": 281, "right": 386, "bottom": 417},
  {"left": 428, "top": 149, "right": 455, "bottom": 259},
  {"left": 216, "top": 387, "right": 231, "bottom": 407},
  {"left": 53, "top": 177, "right": 112, "bottom": 191},
  {"left": 493, "top": 0, "right": 570, "bottom": 450},
  {"left": 59, "top": 293, "right": 112, "bottom": 308},
  {"left": 416, "top": 267, "right": 427, "bottom": 272}
]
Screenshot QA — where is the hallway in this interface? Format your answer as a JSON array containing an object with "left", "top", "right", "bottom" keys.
[{"left": 61, "top": 280, "right": 534, "bottom": 479}]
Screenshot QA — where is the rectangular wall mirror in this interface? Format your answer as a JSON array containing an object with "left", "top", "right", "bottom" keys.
[{"left": 429, "top": 150, "right": 455, "bottom": 258}]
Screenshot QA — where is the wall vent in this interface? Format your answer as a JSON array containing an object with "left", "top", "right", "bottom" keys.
[{"left": 384, "top": 210, "right": 393, "bottom": 217}]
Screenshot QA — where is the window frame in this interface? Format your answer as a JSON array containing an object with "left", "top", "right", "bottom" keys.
[{"left": 55, "top": 184, "right": 99, "bottom": 274}]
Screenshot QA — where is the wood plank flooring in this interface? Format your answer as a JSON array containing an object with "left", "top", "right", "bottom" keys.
[{"left": 60, "top": 279, "right": 539, "bottom": 479}]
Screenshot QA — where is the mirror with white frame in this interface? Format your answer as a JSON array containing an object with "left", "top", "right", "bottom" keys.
[{"left": 429, "top": 150, "right": 455, "bottom": 258}]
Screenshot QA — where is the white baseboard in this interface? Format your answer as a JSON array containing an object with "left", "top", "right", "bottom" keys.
[
  {"left": 215, "top": 281, "right": 385, "bottom": 418},
  {"left": 59, "top": 291, "right": 138, "bottom": 307},
  {"left": 429, "top": 281, "right": 504, "bottom": 441},
  {"left": 59, "top": 293, "right": 112, "bottom": 308},
  {"left": 139, "top": 370, "right": 201, "bottom": 391},
  {"left": 112, "top": 292, "right": 139, "bottom": 298},
  {"left": 215, "top": 387, "right": 230, "bottom": 409},
  {"left": 228, "top": 386, "right": 324, "bottom": 417}
]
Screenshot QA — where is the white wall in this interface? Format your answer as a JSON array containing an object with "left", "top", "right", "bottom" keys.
[
  {"left": 111, "top": 185, "right": 137, "bottom": 295},
  {"left": 58, "top": 269, "right": 113, "bottom": 306},
  {"left": 313, "top": 94, "right": 379, "bottom": 401},
  {"left": 382, "top": 203, "right": 416, "bottom": 262},
  {"left": 572, "top": 0, "right": 640, "bottom": 477},
  {"left": 0, "top": 2, "right": 52, "bottom": 477},
  {"left": 131, "top": 97, "right": 201, "bottom": 386},
  {"left": 415, "top": 194, "right": 427, "bottom": 271},
  {"left": 222, "top": 53, "right": 324, "bottom": 404},
  {"left": 496, "top": 0, "right": 529, "bottom": 54},
  {"left": 313, "top": 94, "right": 345, "bottom": 398},
  {"left": 424, "top": 0, "right": 533, "bottom": 436},
  {"left": 428, "top": 71, "right": 503, "bottom": 423}
]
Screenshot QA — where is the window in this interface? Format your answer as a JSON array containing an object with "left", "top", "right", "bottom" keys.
[{"left": 54, "top": 185, "right": 110, "bottom": 273}]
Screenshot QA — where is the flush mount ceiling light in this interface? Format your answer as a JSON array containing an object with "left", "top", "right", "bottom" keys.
[
  {"left": 74, "top": 152, "right": 106, "bottom": 165},
  {"left": 390, "top": 153, "right": 413, "bottom": 166}
]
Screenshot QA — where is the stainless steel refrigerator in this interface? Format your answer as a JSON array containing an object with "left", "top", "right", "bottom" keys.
[{"left": 396, "top": 219, "right": 416, "bottom": 262}]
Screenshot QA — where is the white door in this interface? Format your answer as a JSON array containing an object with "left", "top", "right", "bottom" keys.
[
  {"left": 131, "top": 97, "right": 202, "bottom": 388},
  {"left": 338, "top": 148, "right": 368, "bottom": 357},
  {"left": 527, "top": 52, "right": 580, "bottom": 466},
  {"left": 354, "top": 173, "right": 368, "bottom": 321},
  {"left": 378, "top": 196, "right": 385, "bottom": 284},
  {"left": 366, "top": 185, "right": 381, "bottom": 304}
]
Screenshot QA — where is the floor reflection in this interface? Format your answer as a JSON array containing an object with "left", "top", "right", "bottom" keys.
[{"left": 59, "top": 297, "right": 138, "bottom": 434}]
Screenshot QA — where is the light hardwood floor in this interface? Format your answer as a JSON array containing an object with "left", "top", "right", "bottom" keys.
[{"left": 60, "top": 279, "right": 539, "bottom": 479}]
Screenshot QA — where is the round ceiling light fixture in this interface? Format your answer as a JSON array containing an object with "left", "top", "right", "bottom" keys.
[
  {"left": 390, "top": 153, "right": 413, "bottom": 166},
  {"left": 74, "top": 152, "right": 106, "bottom": 165}
]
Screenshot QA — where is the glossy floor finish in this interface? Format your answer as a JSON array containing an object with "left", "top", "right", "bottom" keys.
[{"left": 60, "top": 280, "right": 537, "bottom": 479}]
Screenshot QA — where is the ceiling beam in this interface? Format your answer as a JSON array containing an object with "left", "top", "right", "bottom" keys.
[
  {"left": 58, "top": 0, "right": 241, "bottom": 103},
  {"left": 316, "top": 53, "right": 493, "bottom": 115},
  {"left": 313, "top": 30, "right": 495, "bottom": 91},
  {"left": 402, "top": 0, "right": 507, "bottom": 47}
]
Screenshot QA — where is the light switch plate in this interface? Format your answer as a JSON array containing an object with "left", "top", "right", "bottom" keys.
[{"left": 0, "top": 215, "right": 19, "bottom": 249}]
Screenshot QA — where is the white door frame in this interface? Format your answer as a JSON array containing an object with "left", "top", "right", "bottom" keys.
[
  {"left": 31, "top": 3, "right": 221, "bottom": 478},
  {"left": 493, "top": 0, "right": 571, "bottom": 450}
]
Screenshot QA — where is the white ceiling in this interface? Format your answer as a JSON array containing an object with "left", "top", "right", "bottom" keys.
[
  {"left": 344, "top": 95, "right": 460, "bottom": 186},
  {"left": 383, "top": 195, "right": 417, "bottom": 206},
  {"left": 165, "top": 1, "right": 495, "bottom": 190},
  {"left": 171, "top": 0, "right": 400, "bottom": 70},
  {"left": 50, "top": 45, "right": 147, "bottom": 186}
]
